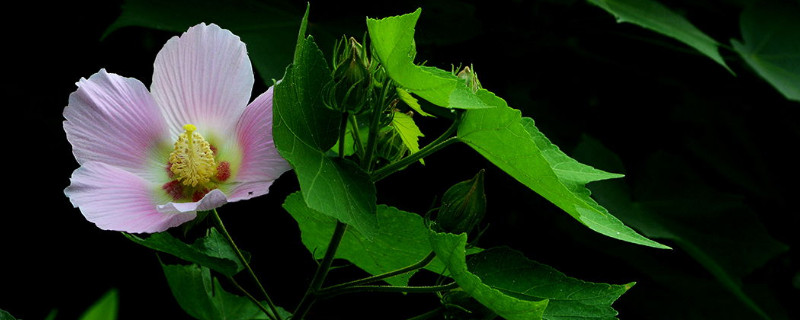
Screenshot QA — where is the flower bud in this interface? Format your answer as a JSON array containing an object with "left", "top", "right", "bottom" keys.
[
  {"left": 456, "top": 65, "right": 481, "bottom": 93},
  {"left": 435, "top": 169, "right": 486, "bottom": 234},
  {"left": 325, "top": 36, "right": 372, "bottom": 114}
]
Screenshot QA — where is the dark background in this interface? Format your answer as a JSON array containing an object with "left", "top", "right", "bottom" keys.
[{"left": 4, "top": 0, "right": 797, "bottom": 319}]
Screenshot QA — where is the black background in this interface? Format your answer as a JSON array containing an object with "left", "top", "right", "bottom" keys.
[{"left": 4, "top": 0, "right": 798, "bottom": 319}]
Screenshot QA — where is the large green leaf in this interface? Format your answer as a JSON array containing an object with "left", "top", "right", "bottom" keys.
[
  {"left": 273, "top": 21, "right": 377, "bottom": 237},
  {"left": 587, "top": 0, "right": 730, "bottom": 71},
  {"left": 103, "top": 0, "right": 299, "bottom": 83},
  {"left": 732, "top": 1, "right": 800, "bottom": 102},
  {"left": 457, "top": 91, "right": 668, "bottom": 249},
  {"left": 124, "top": 228, "right": 243, "bottom": 277},
  {"left": 469, "top": 248, "right": 633, "bottom": 320},
  {"left": 573, "top": 137, "right": 790, "bottom": 320},
  {"left": 283, "top": 192, "right": 450, "bottom": 286},
  {"left": 366, "top": 9, "right": 497, "bottom": 109},
  {"left": 429, "top": 231, "right": 549, "bottom": 320},
  {"left": 161, "top": 263, "right": 290, "bottom": 320},
  {"left": 78, "top": 289, "right": 118, "bottom": 320}
]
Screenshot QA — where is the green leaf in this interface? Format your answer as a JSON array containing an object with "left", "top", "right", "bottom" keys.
[
  {"left": 391, "top": 111, "right": 425, "bottom": 164},
  {"left": 573, "top": 136, "right": 790, "bottom": 320},
  {"left": 588, "top": 0, "right": 731, "bottom": 71},
  {"left": 469, "top": 248, "right": 632, "bottom": 320},
  {"left": 732, "top": 1, "right": 800, "bottom": 102},
  {"left": 0, "top": 309, "right": 17, "bottom": 320},
  {"left": 124, "top": 228, "right": 243, "bottom": 277},
  {"left": 103, "top": 0, "right": 301, "bottom": 83},
  {"left": 283, "top": 192, "right": 451, "bottom": 286},
  {"left": 397, "top": 88, "right": 434, "bottom": 117},
  {"left": 429, "top": 231, "right": 548, "bottom": 320},
  {"left": 457, "top": 92, "right": 668, "bottom": 249},
  {"left": 161, "top": 263, "right": 290, "bottom": 320},
  {"left": 78, "top": 289, "right": 118, "bottom": 320},
  {"left": 366, "top": 9, "right": 497, "bottom": 109},
  {"left": 273, "top": 24, "right": 378, "bottom": 237}
]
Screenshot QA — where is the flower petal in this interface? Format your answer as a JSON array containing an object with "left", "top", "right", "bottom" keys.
[
  {"left": 233, "top": 87, "right": 291, "bottom": 199},
  {"left": 157, "top": 189, "right": 228, "bottom": 213},
  {"left": 151, "top": 23, "right": 254, "bottom": 137},
  {"left": 64, "top": 69, "right": 169, "bottom": 173},
  {"left": 65, "top": 162, "right": 196, "bottom": 233}
]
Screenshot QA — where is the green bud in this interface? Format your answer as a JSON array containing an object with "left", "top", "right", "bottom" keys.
[
  {"left": 435, "top": 169, "right": 486, "bottom": 234},
  {"left": 456, "top": 65, "right": 481, "bottom": 93},
  {"left": 325, "top": 36, "right": 372, "bottom": 114}
]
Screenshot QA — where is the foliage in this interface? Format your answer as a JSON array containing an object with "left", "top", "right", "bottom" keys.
[{"left": 46, "top": 0, "right": 797, "bottom": 319}]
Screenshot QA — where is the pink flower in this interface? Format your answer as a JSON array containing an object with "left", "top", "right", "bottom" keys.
[{"left": 64, "top": 23, "right": 291, "bottom": 233}]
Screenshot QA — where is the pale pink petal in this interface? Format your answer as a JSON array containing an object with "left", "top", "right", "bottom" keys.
[
  {"left": 65, "top": 162, "right": 196, "bottom": 233},
  {"left": 157, "top": 189, "right": 228, "bottom": 213},
  {"left": 64, "top": 69, "right": 169, "bottom": 173},
  {"left": 151, "top": 23, "right": 254, "bottom": 137},
  {"left": 234, "top": 87, "right": 291, "bottom": 191},
  {"left": 227, "top": 181, "right": 276, "bottom": 202}
]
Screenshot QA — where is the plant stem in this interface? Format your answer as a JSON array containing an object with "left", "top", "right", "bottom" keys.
[
  {"left": 228, "top": 276, "right": 276, "bottom": 320},
  {"left": 320, "top": 252, "right": 436, "bottom": 293},
  {"left": 211, "top": 209, "right": 283, "bottom": 320},
  {"left": 349, "top": 114, "right": 366, "bottom": 158},
  {"left": 371, "top": 113, "right": 462, "bottom": 182},
  {"left": 371, "top": 137, "right": 458, "bottom": 182},
  {"left": 318, "top": 282, "right": 459, "bottom": 299},
  {"left": 292, "top": 221, "right": 348, "bottom": 319}
]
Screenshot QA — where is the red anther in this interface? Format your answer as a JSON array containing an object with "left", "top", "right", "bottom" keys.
[
  {"left": 166, "top": 162, "right": 175, "bottom": 179},
  {"left": 210, "top": 144, "right": 218, "bottom": 156},
  {"left": 192, "top": 189, "right": 210, "bottom": 202},
  {"left": 216, "top": 161, "right": 231, "bottom": 182},
  {"left": 162, "top": 180, "right": 183, "bottom": 200}
]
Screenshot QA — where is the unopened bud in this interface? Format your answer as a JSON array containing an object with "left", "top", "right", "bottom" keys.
[
  {"left": 325, "top": 36, "right": 372, "bottom": 114},
  {"left": 435, "top": 169, "right": 486, "bottom": 234}
]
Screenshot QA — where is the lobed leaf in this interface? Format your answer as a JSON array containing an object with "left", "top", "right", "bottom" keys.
[
  {"left": 429, "top": 231, "right": 549, "bottom": 320},
  {"left": 273, "top": 18, "right": 378, "bottom": 237},
  {"left": 283, "top": 192, "right": 452, "bottom": 286},
  {"left": 366, "top": 9, "right": 497, "bottom": 109},
  {"left": 124, "top": 228, "right": 243, "bottom": 277},
  {"left": 161, "top": 263, "right": 290, "bottom": 320},
  {"left": 732, "top": 1, "right": 800, "bottom": 102},
  {"left": 588, "top": 0, "right": 730, "bottom": 71},
  {"left": 457, "top": 91, "right": 668, "bottom": 248}
]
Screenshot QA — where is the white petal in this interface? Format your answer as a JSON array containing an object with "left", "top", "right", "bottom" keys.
[
  {"left": 151, "top": 23, "right": 254, "bottom": 137},
  {"left": 64, "top": 69, "right": 169, "bottom": 174},
  {"left": 65, "top": 162, "right": 196, "bottom": 233}
]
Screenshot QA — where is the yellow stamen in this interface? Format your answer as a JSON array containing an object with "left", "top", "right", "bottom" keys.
[{"left": 169, "top": 124, "right": 217, "bottom": 187}]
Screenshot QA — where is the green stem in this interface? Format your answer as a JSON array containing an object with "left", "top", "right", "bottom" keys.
[
  {"left": 371, "top": 137, "right": 459, "bottom": 182},
  {"left": 371, "top": 114, "right": 462, "bottom": 182},
  {"left": 318, "top": 282, "right": 459, "bottom": 299},
  {"left": 211, "top": 209, "right": 283, "bottom": 320},
  {"left": 228, "top": 276, "right": 276, "bottom": 320},
  {"left": 349, "top": 114, "right": 366, "bottom": 158},
  {"left": 292, "top": 221, "right": 348, "bottom": 319},
  {"left": 320, "top": 252, "right": 436, "bottom": 293}
]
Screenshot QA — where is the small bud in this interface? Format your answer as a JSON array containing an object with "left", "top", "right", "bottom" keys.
[
  {"left": 435, "top": 169, "right": 486, "bottom": 234},
  {"left": 325, "top": 36, "right": 372, "bottom": 114},
  {"left": 456, "top": 65, "right": 482, "bottom": 93}
]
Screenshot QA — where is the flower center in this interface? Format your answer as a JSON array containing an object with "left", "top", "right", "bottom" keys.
[{"left": 169, "top": 124, "right": 217, "bottom": 187}]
